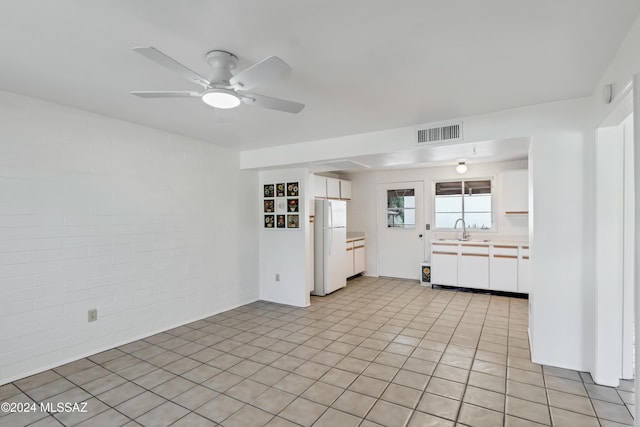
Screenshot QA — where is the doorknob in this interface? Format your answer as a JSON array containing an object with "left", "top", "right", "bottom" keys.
[{"left": 418, "top": 234, "right": 423, "bottom": 238}]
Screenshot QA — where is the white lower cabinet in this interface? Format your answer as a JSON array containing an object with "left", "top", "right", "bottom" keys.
[
  {"left": 431, "top": 241, "right": 529, "bottom": 294},
  {"left": 490, "top": 245, "right": 519, "bottom": 292},
  {"left": 431, "top": 244, "right": 458, "bottom": 286},
  {"left": 459, "top": 254, "right": 489, "bottom": 288},
  {"left": 354, "top": 241, "right": 365, "bottom": 275},
  {"left": 346, "top": 241, "right": 355, "bottom": 278},
  {"left": 518, "top": 246, "right": 530, "bottom": 293},
  {"left": 458, "top": 244, "right": 489, "bottom": 289},
  {"left": 346, "top": 238, "right": 366, "bottom": 278}
]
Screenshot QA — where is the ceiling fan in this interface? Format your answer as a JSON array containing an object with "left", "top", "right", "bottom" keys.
[{"left": 130, "top": 47, "right": 305, "bottom": 114}]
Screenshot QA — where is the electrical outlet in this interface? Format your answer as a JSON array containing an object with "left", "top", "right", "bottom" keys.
[
  {"left": 275, "top": 274, "right": 280, "bottom": 282},
  {"left": 88, "top": 309, "right": 97, "bottom": 322}
]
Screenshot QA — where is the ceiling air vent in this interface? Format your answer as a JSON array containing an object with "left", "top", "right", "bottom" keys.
[{"left": 416, "top": 121, "right": 463, "bottom": 145}]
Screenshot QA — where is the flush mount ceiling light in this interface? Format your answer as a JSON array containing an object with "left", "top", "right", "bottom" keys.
[
  {"left": 130, "top": 47, "right": 305, "bottom": 113},
  {"left": 201, "top": 88, "right": 241, "bottom": 109},
  {"left": 456, "top": 161, "right": 468, "bottom": 174}
]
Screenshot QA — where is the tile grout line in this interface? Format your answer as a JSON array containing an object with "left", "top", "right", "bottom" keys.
[{"left": 453, "top": 292, "right": 491, "bottom": 426}]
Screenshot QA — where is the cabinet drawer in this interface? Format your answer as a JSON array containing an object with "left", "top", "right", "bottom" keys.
[
  {"left": 432, "top": 243, "right": 458, "bottom": 254},
  {"left": 353, "top": 238, "right": 365, "bottom": 249},
  {"left": 346, "top": 241, "right": 354, "bottom": 251},
  {"left": 493, "top": 245, "right": 518, "bottom": 257},
  {"left": 460, "top": 244, "right": 489, "bottom": 255}
]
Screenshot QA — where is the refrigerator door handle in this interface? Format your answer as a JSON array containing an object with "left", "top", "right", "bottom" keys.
[{"left": 328, "top": 201, "right": 333, "bottom": 255}]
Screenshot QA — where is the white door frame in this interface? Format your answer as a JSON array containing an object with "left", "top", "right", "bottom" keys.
[
  {"left": 632, "top": 74, "right": 640, "bottom": 424},
  {"left": 594, "top": 80, "right": 635, "bottom": 386}
]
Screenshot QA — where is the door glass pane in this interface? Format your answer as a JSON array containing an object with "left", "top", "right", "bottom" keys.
[{"left": 387, "top": 189, "right": 416, "bottom": 228}]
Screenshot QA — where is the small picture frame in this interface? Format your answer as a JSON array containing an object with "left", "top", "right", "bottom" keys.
[
  {"left": 264, "top": 215, "right": 275, "bottom": 228},
  {"left": 287, "top": 182, "right": 299, "bottom": 197},
  {"left": 264, "top": 184, "right": 274, "bottom": 198},
  {"left": 276, "top": 198, "right": 287, "bottom": 214},
  {"left": 264, "top": 200, "right": 275, "bottom": 213},
  {"left": 287, "top": 199, "right": 299, "bottom": 213},
  {"left": 276, "top": 215, "right": 286, "bottom": 228},
  {"left": 287, "top": 214, "right": 299, "bottom": 228},
  {"left": 276, "top": 183, "right": 285, "bottom": 197}
]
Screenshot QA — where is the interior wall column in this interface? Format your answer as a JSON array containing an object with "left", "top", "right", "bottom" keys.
[{"left": 632, "top": 73, "right": 639, "bottom": 427}]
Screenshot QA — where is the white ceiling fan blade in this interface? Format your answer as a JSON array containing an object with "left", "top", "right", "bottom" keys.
[
  {"left": 241, "top": 93, "right": 305, "bottom": 114},
  {"left": 230, "top": 56, "right": 291, "bottom": 90},
  {"left": 130, "top": 91, "right": 201, "bottom": 98},
  {"left": 133, "top": 47, "right": 211, "bottom": 88}
]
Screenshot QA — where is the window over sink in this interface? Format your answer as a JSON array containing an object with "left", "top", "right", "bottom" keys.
[{"left": 434, "top": 179, "right": 493, "bottom": 230}]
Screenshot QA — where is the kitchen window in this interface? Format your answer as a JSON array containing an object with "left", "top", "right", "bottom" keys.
[
  {"left": 387, "top": 188, "right": 415, "bottom": 228},
  {"left": 434, "top": 179, "right": 492, "bottom": 230}
]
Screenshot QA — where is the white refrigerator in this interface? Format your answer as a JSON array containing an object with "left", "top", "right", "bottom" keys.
[{"left": 313, "top": 199, "right": 347, "bottom": 296}]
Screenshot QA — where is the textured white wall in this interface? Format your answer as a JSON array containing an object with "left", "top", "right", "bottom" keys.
[
  {"left": 0, "top": 91, "right": 259, "bottom": 385},
  {"left": 259, "top": 169, "right": 311, "bottom": 307}
]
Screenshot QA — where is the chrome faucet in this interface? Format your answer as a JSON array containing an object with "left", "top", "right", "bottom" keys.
[{"left": 454, "top": 218, "right": 470, "bottom": 240}]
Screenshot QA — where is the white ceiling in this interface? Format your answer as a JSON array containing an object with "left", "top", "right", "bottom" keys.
[{"left": 1, "top": 0, "right": 638, "bottom": 153}]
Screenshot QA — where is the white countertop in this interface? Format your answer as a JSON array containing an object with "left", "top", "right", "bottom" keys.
[
  {"left": 347, "top": 232, "right": 366, "bottom": 241},
  {"left": 431, "top": 238, "right": 528, "bottom": 246}
]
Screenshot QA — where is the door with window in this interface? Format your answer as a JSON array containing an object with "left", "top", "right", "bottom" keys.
[{"left": 377, "top": 181, "right": 424, "bottom": 279}]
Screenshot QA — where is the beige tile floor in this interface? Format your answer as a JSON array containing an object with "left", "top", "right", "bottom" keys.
[{"left": 0, "top": 276, "right": 635, "bottom": 427}]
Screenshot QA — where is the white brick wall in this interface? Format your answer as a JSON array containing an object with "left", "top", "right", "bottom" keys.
[{"left": 0, "top": 90, "right": 259, "bottom": 384}]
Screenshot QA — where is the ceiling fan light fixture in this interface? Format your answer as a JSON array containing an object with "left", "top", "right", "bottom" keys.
[
  {"left": 202, "top": 88, "right": 241, "bottom": 109},
  {"left": 456, "top": 161, "right": 468, "bottom": 174}
]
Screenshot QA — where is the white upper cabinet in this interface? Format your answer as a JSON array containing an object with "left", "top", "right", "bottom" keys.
[
  {"left": 313, "top": 175, "right": 351, "bottom": 200},
  {"left": 314, "top": 175, "right": 327, "bottom": 199},
  {"left": 500, "top": 169, "right": 528, "bottom": 214},
  {"left": 340, "top": 180, "right": 352, "bottom": 200},
  {"left": 327, "top": 177, "right": 341, "bottom": 199}
]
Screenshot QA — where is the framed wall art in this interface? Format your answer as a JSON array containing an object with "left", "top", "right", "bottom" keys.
[
  {"left": 263, "top": 182, "right": 301, "bottom": 229},
  {"left": 287, "top": 182, "right": 299, "bottom": 197},
  {"left": 287, "top": 214, "right": 299, "bottom": 228}
]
